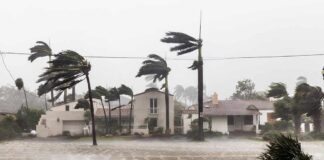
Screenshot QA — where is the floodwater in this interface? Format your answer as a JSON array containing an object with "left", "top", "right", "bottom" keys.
[{"left": 0, "top": 137, "right": 323, "bottom": 160}]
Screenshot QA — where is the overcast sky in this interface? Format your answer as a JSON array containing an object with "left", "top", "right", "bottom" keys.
[{"left": 1, "top": 0, "right": 324, "bottom": 99}]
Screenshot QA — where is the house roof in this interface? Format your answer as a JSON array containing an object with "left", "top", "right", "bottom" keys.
[
  {"left": 134, "top": 88, "right": 174, "bottom": 97},
  {"left": 183, "top": 100, "right": 273, "bottom": 116},
  {"left": 95, "top": 106, "right": 130, "bottom": 118}
]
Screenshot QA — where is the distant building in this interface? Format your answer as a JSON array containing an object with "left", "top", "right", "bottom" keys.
[{"left": 182, "top": 93, "right": 274, "bottom": 134}]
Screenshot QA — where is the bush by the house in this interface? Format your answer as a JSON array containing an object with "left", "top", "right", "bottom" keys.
[
  {"left": 260, "top": 121, "right": 292, "bottom": 134},
  {"left": 62, "top": 131, "right": 71, "bottom": 137},
  {"left": 205, "top": 131, "right": 223, "bottom": 137},
  {"left": 16, "top": 107, "right": 44, "bottom": 131},
  {"left": 0, "top": 115, "right": 21, "bottom": 140},
  {"left": 262, "top": 130, "right": 281, "bottom": 141}
]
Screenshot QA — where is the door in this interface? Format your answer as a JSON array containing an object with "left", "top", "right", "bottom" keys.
[{"left": 234, "top": 116, "right": 243, "bottom": 131}]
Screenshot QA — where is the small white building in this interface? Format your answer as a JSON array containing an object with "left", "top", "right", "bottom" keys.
[
  {"left": 132, "top": 88, "right": 174, "bottom": 135},
  {"left": 36, "top": 99, "right": 102, "bottom": 137},
  {"left": 182, "top": 94, "right": 274, "bottom": 135}
]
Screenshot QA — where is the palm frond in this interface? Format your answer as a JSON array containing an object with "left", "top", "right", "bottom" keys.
[
  {"left": 188, "top": 60, "right": 200, "bottom": 70},
  {"left": 74, "top": 99, "right": 90, "bottom": 110},
  {"left": 29, "top": 41, "right": 52, "bottom": 62},
  {"left": 161, "top": 32, "right": 198, "bottom": 43},
  {"left": 267, "top": 83, "right": 288, "bottom": 98},
  {"left": 15, "top": 78, "right": 24, "bottom": 90},
  {"left": 118, "top": 84, "right": 133, "bottom": 97}
]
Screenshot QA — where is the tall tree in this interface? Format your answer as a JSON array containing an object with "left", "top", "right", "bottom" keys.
[
  {"left": 174, "top": 85, "right": 185, "bottom": 101},
  {"left": 36, "top": 50, "right": 97, "bottom": 145},
  {"left": 85, "top": 86, "right": 110, "bottom": 135},
  {"left": 15, "top": 78, "right": 29, "bottom": 109},
  {"left": 29, "top": 41, "right": 55, "bottom": 107},
  {"left": 136, "top": 54, "right": 171, "bottom": 134},
  {"left": 106, "top": 87, "right": 119, "bottom": 134},
  {"left": 118, "top": 84, "right": 134, "bottom": 134},
  {"left": 161, "top": 29, "right": 203, "bottom": 140}
]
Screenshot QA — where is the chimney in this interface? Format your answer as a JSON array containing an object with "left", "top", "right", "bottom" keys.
[{"left": 212, "top": 92, "right": 218, "bottom": 105}]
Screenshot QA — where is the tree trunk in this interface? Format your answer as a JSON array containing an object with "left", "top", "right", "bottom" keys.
[
  {"left": 128, "top": 96, "right": 133, "bottom": 134},
  {"left": 165, "top": 77, "right": 170, "bottom": 135},
  {"left": 85, "top": 74, "right": 97, "bottom": 146},
  {"left": 49, "top": 55, "right": 55, "bottom": 107},
  {"left": 312, "top": 111, "right": 321, "bottom": 133},
  {"left": 72, "top": 86, "right": 76, "bottom": 101},
  {"left": 294, "top": 113, "right": 301, "bottom": 135},
  {"left": 44, "top": 94, "right": 48, "bottom": 110},
  {"left": 100, "top": 99, "right": 109, "bottom": 135},
  {"left": 64, "top": 89, "right": 67, "bottom": 103},
  {"left": 197, "top": 47, "right": 204, "bottom": 141},
  {"left": 108, "top": 101, "right": 112, "bottom": 134},
  {"left": 23, "top": 87, "right": 29, "bottom": 109},
  {"left": 118, "top": 98, "right": 122, "bottom": 134}
]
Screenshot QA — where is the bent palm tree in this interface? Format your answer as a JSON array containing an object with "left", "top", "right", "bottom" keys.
[
  {"left": 36, "top": 50, "right": 97, "bottom": 146},
  {"left": 161, "top": 29, "right": 203, "bottom": 139},
  {"left": 136, "top": 54, "right": 171, "bottom": 134},
  {"left": 118, "top": 84, "right": 134, "bottom": 134},
  {"left": 15, "top": 78, "right": 29, "bottom": 109},
  {"left": 106, "top": 87, "right": 119, "bottom": 134},
  {"left": 29, "top": 41, "right": 55, "bottom": 107}
]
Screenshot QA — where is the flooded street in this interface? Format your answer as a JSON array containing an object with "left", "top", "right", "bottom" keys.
[{"left": 0, "top": 137, "right": 323, "bottom": 160}]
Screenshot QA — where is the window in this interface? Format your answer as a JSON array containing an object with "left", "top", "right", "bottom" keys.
[
  {"left": 227, "top": 115, "right": 234, "bottom": 125},
  {"left": 244, "top": 115, "right": 253, "bottom": 125},
  {"left": 150, "top": 98, "right": 157, "bottom": 113}
]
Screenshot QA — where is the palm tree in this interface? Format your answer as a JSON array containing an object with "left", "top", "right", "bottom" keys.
[
  {"left": 94, "top": 86, "right": 110, "bottom": 135},
  {"left": 29, "top": 41, "right": 55, "bottom": 107},
  {"left": 136, "top": 54, "right": 171, "bottom": 134},
  {"left": 161, "top": 28, "right": 203, "bottom": 139},
  {"left": 36, "top": 50, "right": 97, "bottom": 146},
  {"left": 85, "top": 86, "right": 110, "bottom": 135},
  {"left": 106, "top": 87, "right": 119, "bottom": 134},
  {"left": 174, "top": 85, "right": 185, "bottom": 102},
  {"left": 118, "top": 84, "right": 134, "bottom": 134},
  {"left": 258, "top": 134, "right": 312, "bottom": 160},
  {"left": 15, "top": 78, "right": 29, "bottom": 109},
  {"left": 108, "top": 87, "right": 123, "bottom": 133}
]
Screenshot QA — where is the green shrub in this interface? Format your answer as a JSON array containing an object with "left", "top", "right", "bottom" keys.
[
  {"left": 259, "top": 134, "right": 312, "bottom": 160},
  {"left": 262, "top": 130, "right": 281, "bottom": 141},
  {"left": 0, "top": 115, "right": 21, "bottom": 140},
  {"left": 62, "top": 131, "right": 71, "bottom": 137},
  {"left": 205, "top": 131, "right": 223, "bottom": 137},
  {"left": 260, "top": 121, "right": 292, "bottom": 134}
]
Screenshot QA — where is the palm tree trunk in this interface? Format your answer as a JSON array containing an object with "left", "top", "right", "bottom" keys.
[
  {"left": 85, "top": 74, "right": 97, "bottom": 146},
  {"left": 197, "top": 47, "right": 204, "bottom": 141},
  {"left": 49, "top": 55, "right": 55, "bottom": 107},
  {"left": 108, "top": 101, "right": 112, "bottom": 134},
  {"left": 312, "top": 111, "right": 321, "bottom": 133},
  {"left": 72, "top": 86, "right": 76, "bottom": 101},
  {"left": 44, "top": 95, "right": 48, "bottom": 110},
  {"left": 100, "top": 99, "right": 109, "bottom": 135},
  {"left": 23, "top": 87, "right": 29, "bottom": 109},
  {"left": 294, "top": 113, "right": 301, "bottom": 135},
  {"left": 128, "top": 96, "right": 133, "bottom": 134},
  {"left": 118, "top": 98, "right": 122, "bottom": 134},
  {"left": 64, "top": 89, "right": 67, "bottom": 103},
  {"left": 165, "top": 77, "right": 170, "bottom": 135}
]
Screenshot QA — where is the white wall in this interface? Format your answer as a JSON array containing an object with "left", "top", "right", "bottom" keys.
[
  {"left": 133, "top": 91, "right": 174, "bottom": 134},
  {"left": 211, "top": 116, "right": 228, "bottom": 134},
  {"left": 259, "top": 110, "right": 274, "bottom": 125},
  {"left": 182, "top": 113, "right": 198, "bottom": 134},
  {"left": 36, "top": 111, "right": 86, "bottom": 137}
]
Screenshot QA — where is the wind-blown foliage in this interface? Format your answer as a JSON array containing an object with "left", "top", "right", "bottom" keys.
[
  {"left": 118, "top": 84, "right": 134, "bottom": 134},
  {"left": 267, "top": 83, "right": 288, "bottom": 98},
  {"left": 136, "top": 54, "right": 171, "bottom": 134},
  {"left": 74, "top": 99, "right": 90, "bottom": 110},
  {"left": 36, "top": 50, "right": 97, "bottom": 145},
  {"left": 161, "top": 30, "right": 204, "bottom": 140},
  {"left": 161, "top": 32, "right": 201, "bottom": 55},
  {"left": 29, "top": 41, "right": 52, "bottom": 62},
  {"left": 15, "top": 78, "right": 29, "bottom": 108},
  {"left": 258, "top": 134, "right": 312, "bottom": 160}
]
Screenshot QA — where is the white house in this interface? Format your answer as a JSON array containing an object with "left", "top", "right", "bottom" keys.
[
  {"left": 182, "top": 93, "right": 274, "bottom": 135},
  {"left": 36, "top": 88, "right": 174, "bottom": 137},
  {"left": 132, "top": 88, "right": 174, "bottom": 135},
  {"left": 36, "top": 99, "right": 102, "bottom": 137}
]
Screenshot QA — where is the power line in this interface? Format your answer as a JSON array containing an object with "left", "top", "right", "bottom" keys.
[
  {"left": 0, "top": 52, "right": 15, "bottom": 82},
  {"left": 1, "top": 51, "right": 324, "bottom": 61}
]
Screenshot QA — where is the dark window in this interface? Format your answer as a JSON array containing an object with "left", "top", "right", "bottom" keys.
[
  {"left": 150, "top": 98, "right": 157, "bottom": 113},
  {"left": 227, "top": 115, "right": 234, "bottom": 125},
  {"left": 65, "top": 105, "right": 69, "bottom": 111},
  {"left": 244, "top": 115, "right": 253, "bottom": 125}
]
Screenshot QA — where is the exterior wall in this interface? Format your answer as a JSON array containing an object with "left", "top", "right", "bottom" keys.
[
  {"left": 133, "top": 92, "right": 174, "bottom": 134},
  {"left": 228, "top": 115, "right": 258, "bottom": 133},
  {"left": 36, "top": 111, "right": 86, "bottom": 137},
  {"left": 182, "top": 113, "right": 198, "bottom": 134},
  {"left": 259, "top": 110, "right": 274, "bottom": 125},
  {"left": 210, "top": 116, "right": 228, "bottom": 134}
]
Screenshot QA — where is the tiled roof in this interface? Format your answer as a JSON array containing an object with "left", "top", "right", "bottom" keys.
[
  {"left": 182, "top": 100, "right": 273, "bottom": 116},
  {"left": 95, "top": 107, "right": 131, "bottom": 117}
]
